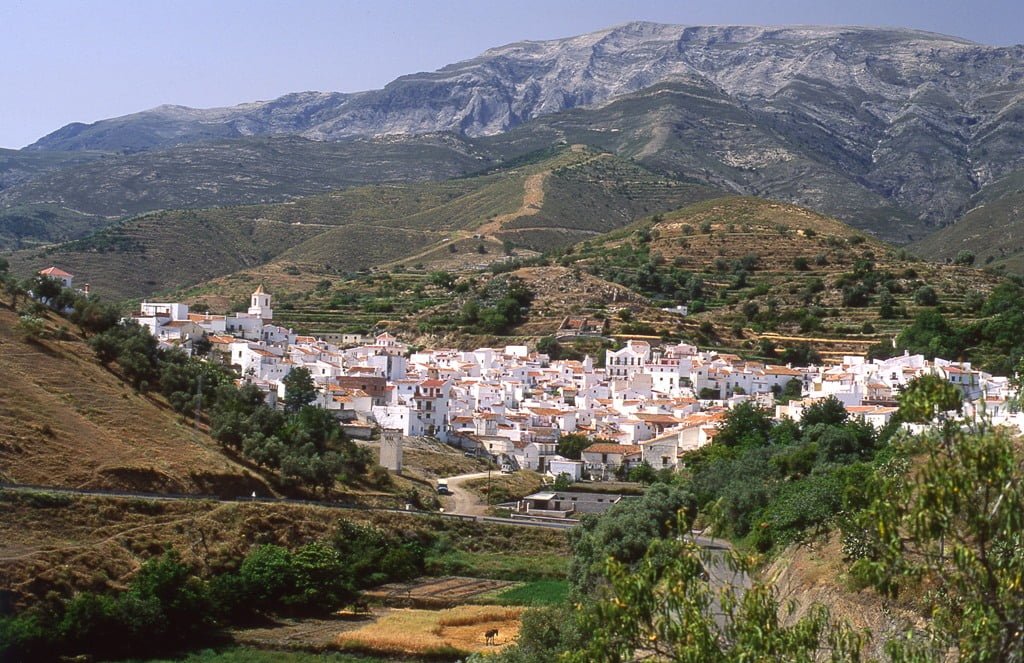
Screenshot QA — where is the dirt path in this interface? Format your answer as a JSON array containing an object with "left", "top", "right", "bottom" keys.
[
  {"left": 442, "top": 471, "right": 492, "bottom": 516},
  {"left": 475, "top": 171, "right": 549, "bottom": 237}
]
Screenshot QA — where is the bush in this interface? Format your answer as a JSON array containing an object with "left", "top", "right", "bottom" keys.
[{"left": 914, "top": 285, "right": 939, "bottom": 306}]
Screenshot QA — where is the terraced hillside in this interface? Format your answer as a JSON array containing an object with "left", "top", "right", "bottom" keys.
[
  {"left": 0, "top": 306, "right": 270, "bottom": 496},
  {"left": 8, "top": 148, "right": 717, "bottom": 301},
  {"left": 559, "top": 197, "right": 1002, "bottom": 355},
  {"left": 221, "top": 197, "right": 1004, "bottom": 361}
]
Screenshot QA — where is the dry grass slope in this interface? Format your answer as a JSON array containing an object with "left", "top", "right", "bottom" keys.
[{"left": 0, "top": 306, "right": 269, "bottom": 496}]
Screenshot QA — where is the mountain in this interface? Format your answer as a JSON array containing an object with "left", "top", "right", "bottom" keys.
[{"left": 22, "top": 24, "right": 1024, "bottom": 232}]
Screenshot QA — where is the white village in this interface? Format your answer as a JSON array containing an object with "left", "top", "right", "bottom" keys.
[{"left": 123, "top": 281, "right": 1017, "bottom": 484}]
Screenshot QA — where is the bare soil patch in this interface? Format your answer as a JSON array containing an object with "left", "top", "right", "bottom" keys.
[{"left": 364, "top": 576, "right": 517, "bottom": 609}]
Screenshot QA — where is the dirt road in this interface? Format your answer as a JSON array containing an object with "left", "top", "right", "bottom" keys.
[{"left": 441, "top": 471, "right": 492, "bottom": 516}]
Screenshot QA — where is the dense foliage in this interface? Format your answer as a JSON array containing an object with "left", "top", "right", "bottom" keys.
[
  {"left": 210, "top": 381, "right": 370, "bottom": 492},
  {"left": 846, "top": 421, "right": 1024, "bottom": 661},
  {"left": 568, "top": 483, "right": 697, "bottom": 596},
  {"left": 683, "top": 397, "right": 889, "bottom": 551},
  {"left": 0, "top": 524, "right": 426, "bottom": 661},
  {"left": 875, "top": 281, "right": 1024, "bottom": 374}
]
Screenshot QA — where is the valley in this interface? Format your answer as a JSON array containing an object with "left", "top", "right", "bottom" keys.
[{"left": 3, "top": 17, "right": 1024, "bottom": 663}]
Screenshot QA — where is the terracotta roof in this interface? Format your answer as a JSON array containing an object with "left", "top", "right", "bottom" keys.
[
  {"left": 765, "top": 366, "right": 803, "bottom": 376},
  {"left": 39, "top": 266, "right": 73, "bottom": 278},
  {"left": 529, "top": 407, "right": 564, "bottom": 417},
  {"left": 583, "top": 443, "right": 641, "bottom": 456},
  {"left": 635, "top": 413, "right": 681, "bottom": 425}
]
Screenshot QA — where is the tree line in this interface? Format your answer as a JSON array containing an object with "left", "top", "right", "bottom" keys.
[{"left": 0, "top": 522, "right": 426, "bottom": 660}]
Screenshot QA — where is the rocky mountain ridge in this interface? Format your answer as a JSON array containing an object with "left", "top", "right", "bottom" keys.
[
  {"left": 7, "top": 22, "right": 1024, "bottom": 254},
  {"left": 24, "top": 23, "right": 1024, "bottom": 229}
]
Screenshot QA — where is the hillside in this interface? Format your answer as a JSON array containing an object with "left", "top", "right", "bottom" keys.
[
  {"left": 7, "top": 148, "right": 717, "bottom": 301},
  {"left": 556, "top": 197, "right": 1001, "bottom": 353},
  {"left": 910, "top": 168, "right": 1024, "bottom": 271},
  {"left": 218, "top": 196, "right": 1004, "bottom": 360},
  {"left": 18, "top": 23, "right": 1024, "bottom": 242},
  {"left": 0, "top": 305, "right": 269, "bottom": 497},
  {"left": 0, "top": 134, "right": 495, "bottom": 250}
]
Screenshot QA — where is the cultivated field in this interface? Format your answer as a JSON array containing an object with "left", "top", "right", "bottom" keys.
[
  {"left": 364, "top": 576, "right": 518, "bottom": 609},
  {"left": 336, "top": 605, "right": 523, "bottom": 656}
]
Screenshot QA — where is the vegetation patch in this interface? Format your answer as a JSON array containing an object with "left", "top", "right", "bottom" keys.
[{"left": 487, "top": 580, "right": 569, "bottom": 607}]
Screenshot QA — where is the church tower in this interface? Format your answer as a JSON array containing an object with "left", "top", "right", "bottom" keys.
[{"left": 248, "top": 284, "right": 273, "bottom": 321}]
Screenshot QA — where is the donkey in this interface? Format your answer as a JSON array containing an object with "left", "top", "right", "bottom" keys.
[{"left": 485, "top": 628, "right": 499, "bottom": 645}]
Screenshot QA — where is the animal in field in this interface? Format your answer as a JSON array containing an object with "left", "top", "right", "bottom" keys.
[
  {"left": 485, "top": 628, "right": 499, "bottom": 645},
  {"left": 351, "top": 599, "right": 370, "bottom": 614}
]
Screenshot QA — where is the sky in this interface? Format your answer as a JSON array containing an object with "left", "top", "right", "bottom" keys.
[{"left": 1, "top": 0, "right": 1022, "bottom": 149}]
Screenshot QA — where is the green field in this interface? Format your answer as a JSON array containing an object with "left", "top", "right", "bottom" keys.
[{"left": 490, "top": 580, "right": 570, "bottom": 606}]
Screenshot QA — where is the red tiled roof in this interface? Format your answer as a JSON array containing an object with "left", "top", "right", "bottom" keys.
[
  {"left": 39, "top": 266, "right": 72, "bottom": 278},
  {"left": 583, "top": 443, "right": 641, "bottom": 456}
]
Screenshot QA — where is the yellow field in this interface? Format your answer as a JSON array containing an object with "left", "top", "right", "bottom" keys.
[{"left": 336, "top": 605, "right": 522, "bottom": 655}]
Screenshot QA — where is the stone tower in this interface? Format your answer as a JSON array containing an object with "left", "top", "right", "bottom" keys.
[
  {"left": 380, "top": 429, "right": 403, "bottom": 473},
  {"left": 248, "top": 284, "right": 273, "bottom": 321}
]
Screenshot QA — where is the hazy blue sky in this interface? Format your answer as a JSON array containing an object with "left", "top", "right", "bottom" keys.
[{"left": 2, "top": 0, "right": 1021, "bottom": 148}]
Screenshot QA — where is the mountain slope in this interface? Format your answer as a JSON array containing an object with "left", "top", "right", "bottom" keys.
[
  {"left": 7, "top": 148, "right": 718, "bottom": 301},
  {"left": 910, "top": 168, "right": 1024, "bottom": 271},
  {"left": 0, "top": 306, "right": 270, "bottom": 496},
  {"left": 0, "top": 134, "right": 495, "bottom": 250}
]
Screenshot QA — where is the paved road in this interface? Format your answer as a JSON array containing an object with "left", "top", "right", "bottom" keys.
[{"left": 0, "top": 482, "right": 573, "bottom": 530}]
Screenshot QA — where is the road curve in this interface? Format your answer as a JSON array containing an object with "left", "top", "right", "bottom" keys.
[{"left": 439, "top": 471, "right": 492, "bottom": 517}]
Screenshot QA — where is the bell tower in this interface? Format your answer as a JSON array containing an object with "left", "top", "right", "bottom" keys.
[{"left": 248, "top": 284, "right": 273, "bottom": 321}]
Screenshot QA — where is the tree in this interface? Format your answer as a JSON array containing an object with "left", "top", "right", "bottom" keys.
[
  {"left": 569, "top": 483, "right": 696, "bottom": 595},
  {"left": 627, "top": 461, "right": 657, "bottom": 485},
  {"left": 898, "top": 374, "right": 963, "bottom": 424},
  {"left": 536, "top": 336, "right": 562, "bottom": 360},
  {"left": 557, "top": 433, "right": 593, "bottom": 460},
  {"left": 32, "top": 276, "right": 62, "bottom": 304},
  {"left": 715, "top": 401, "right": 774, "bottom": 448},
  {"left": 282, "top": 366, "right": 316, "bottom": 412},
  {"left": 553, "top": 473, "right": 573, "bottom": 491},
  {"left": 801, "top": 395, "right": 848, "bottom": 428},
  {"left": 780, "top": 377, "right": 803, "bottom": 403},
  {"left": 564, "top": 535, "right": 865, "bottom": 663},
  {"left": 953, "top": 250, "right": 976, "bottom": 266},
  {"left": 852, "top": 424, "right": 1024, "bottom": 661},
  {"left": 914, "top": 285, "right": 939, "bottom": 306}
]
